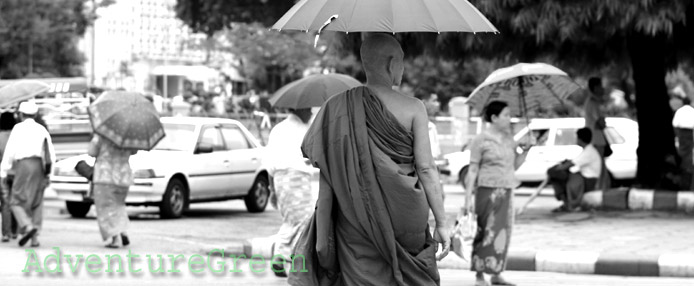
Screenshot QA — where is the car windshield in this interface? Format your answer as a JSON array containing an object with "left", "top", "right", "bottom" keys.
[{"left": 152, "top": 123, "right": 196, "bottom": 151}]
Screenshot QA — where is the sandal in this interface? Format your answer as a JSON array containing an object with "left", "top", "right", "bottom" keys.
[
  {"left": 121, "top": 234, "right": 130, "bottom": 246},
  {"left": 30, "top": 241, "right": 40, "bottom": 248},
  {"left": 18, "top": 228, "right": 37, "bottom": 247}
]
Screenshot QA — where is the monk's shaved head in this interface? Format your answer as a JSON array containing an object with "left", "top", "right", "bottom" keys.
[{"left": 361, "top": 33, "right": 405, "bottom": 86}]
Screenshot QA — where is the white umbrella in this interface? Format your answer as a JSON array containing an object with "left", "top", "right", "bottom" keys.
[
  {"left": 272, "top": 0, "right": 498, "bottom": 33},
  {"left": 0, "top": 80, "right": 50, "bottom": 108}
]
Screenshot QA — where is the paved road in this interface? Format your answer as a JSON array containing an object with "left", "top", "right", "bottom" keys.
[{"left": 2, "top": 184, "right": 693, "bottom": 285}]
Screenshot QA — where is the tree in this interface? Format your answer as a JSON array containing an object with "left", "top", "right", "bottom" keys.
[
  {"left": 203, "top": 23, "right": 322, "bottom": 92},
  {"left": 174, "top": 0, "right": 294, "bottom": 37},
  {"left": 0, "top": 0, "right": 92, "bottom": 79}
]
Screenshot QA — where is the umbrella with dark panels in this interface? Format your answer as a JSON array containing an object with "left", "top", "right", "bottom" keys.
[
  {"left": 88, "top": 91, "right": 165, "bottom": 151},
  {"left": 270, "top": 73, "right": 361, "bottom": 109},
  {"left": 0, "top": 80, "right": 50, "bottom": 108},
  {"left": 466, "top": 62, "right": 583, "bottom": 120}
]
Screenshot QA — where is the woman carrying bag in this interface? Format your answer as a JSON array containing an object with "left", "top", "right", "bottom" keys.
[
  {"left": 87, "top": 134, "right": 136, "bottom": 248},
  {"left": 464, "top": 101, "right": 533, "bottom": 286}
]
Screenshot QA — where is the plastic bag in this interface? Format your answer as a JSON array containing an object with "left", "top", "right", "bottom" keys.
[{"left": 450, "top": 210, "right": 477, "bottom": 261}]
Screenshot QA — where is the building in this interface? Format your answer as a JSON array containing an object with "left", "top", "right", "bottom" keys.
[{"left": 79, "top": 0, "right": 242, "bottom": 97}]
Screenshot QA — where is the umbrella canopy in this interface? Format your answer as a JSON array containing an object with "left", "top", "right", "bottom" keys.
[
  {"left": 466, "top": 63, "right": 582, "bottom": 117},
  {"left": 0, "top": 80, "right": 50, "bottom": 108},
  {"left": 270, "top": 73, "right": 361, "bottom": 109},
  {"left": 272, "top": 0, "right": 498, "bottom": 33},
  {"left": 88, "top": 91, "right": 165, "bottom": 151}
]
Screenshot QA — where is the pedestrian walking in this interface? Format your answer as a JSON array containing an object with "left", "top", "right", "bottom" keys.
[
  {"left": 88, "top": 134, "right": 136, "bottom": 248},
  {"left": 465, "top": 101, "right": 532, "bottom": 286},
  {"left": 584, "top": 77, "right": 611, "bottom": 191},
  {"left": 0, "top": 101, "right": 55, "bottom": 247},
  {"left": 290, "top": 34, "right": 450, "bottom": 286},
  {"left": 0, "top": 112, "right": 17, "bottom": 242},
  {"left": 671, "top": 95, "right": 694, "bottom": 190},
  {"left": 265, "top": 108, "right": 317, "bottom": 277}
]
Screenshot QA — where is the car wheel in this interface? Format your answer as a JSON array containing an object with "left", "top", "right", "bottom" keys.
[
  {"left": 459, "top": 166, "right": 469, "bottom": 191},
  {"left": 244, "top": 175, "right": 269, "bottom": 213},
  {"left": 65, "top": 201, "right": 91, "bottom": 218},
  {"left": 160, "top": 178, "right": 187, "bottom": 219}
]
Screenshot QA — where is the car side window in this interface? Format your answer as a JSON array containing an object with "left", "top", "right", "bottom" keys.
[
  {"left": 518, "top": 128, "right": 550, "bottom": 146},
  {"left": 554, "top": 128, "right": 578, "bottom": 146},
  {"left": 604, "top": 127, "right": 625, "bottom": 144},
  {"left": 220, "top": 126, "right": 250, "bottom": 150},
  {"left": 198, "top": 127, "right": 225, "bottom": 152}
]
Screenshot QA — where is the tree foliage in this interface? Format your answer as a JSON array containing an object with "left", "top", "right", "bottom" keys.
[
  {"left": 204, "top": 23, "right": 322, "bottom": 92},
  {"left": 0, "top": 0, "right": 94, "bottom": 79},
  {"left": 174, "top": 0, "right": 294, "bottom": 37}
]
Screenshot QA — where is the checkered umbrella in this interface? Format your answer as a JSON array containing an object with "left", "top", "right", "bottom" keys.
[
  {"left": 466, "top": 63, "right": 582, "bottom": 118},
  {"left": 88, "top": 91, "right": 165, "bottom": 150}
]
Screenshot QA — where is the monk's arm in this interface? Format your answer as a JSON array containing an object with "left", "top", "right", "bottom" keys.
[{"left": 412, "top": 102, "right": 446, "bottom": 226}]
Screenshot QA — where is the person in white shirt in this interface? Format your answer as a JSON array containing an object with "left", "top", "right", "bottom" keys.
[
  {"left": 671, "top": 96, "right": 694, "bottom": 190},
  {"left": 0, "top": 101, "right": 56, "bottom": 247},
  {"left": 414, "top": 93, "right": 442, "bottom": 158},
  {"left": 264, "top": 107, "right": 319, "bottom": 277},
  {"left": 550, "top": 128, "right": 601, "bottom": 212}
]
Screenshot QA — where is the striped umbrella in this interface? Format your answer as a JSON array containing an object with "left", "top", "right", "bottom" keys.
[
  {"left": 466, "top": 63, "right": 582, "bottom": 119},
  {"left": 88, "top": 91, "right": 165, "bottom": 150}
]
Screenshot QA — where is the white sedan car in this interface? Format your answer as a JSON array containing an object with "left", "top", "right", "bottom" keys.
[
  {"left": 51, "top": 117, "right": 270, "bottom": 219},
  {"left": 442, "top": 117, "right": 639, "bottom": 188}
]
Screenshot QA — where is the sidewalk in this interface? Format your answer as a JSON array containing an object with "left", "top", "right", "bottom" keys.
[{"left": 234, "top": 192, "right": 694, "bottom": 278}]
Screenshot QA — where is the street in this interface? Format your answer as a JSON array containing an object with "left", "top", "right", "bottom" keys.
[{"left": 1, "top": 184, "right": 693, "bottom": 285}]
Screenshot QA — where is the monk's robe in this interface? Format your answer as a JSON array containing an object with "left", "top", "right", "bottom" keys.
[{"left": 288, "top": 86, "right": 440, "bottom": 286}]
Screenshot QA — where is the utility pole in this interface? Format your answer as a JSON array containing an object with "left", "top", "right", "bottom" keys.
[{"left": 90, "top": 0, "right": 96, "bottom": 87}]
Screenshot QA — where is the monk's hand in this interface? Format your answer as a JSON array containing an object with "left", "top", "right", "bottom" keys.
[{"left": 434, "top": 226, "right": 451, "bottom": 261}]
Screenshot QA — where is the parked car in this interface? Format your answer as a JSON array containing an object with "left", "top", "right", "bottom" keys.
[
  {"left": 441, "top": 117, "right": 639, "bottom": 189},
  {"left": 50, "top": 117, "right": 270, "bottom": 219}
]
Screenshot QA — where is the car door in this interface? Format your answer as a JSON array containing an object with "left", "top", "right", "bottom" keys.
[
  {"left": 219, "top": 124, "right": 261, "bottom": 196},
  {"left": 187, "top": 125, "right": 229, "bottom": 200}
]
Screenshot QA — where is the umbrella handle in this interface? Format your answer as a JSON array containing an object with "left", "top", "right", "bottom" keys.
[{"left": 314, "top": 15, "right": 339, "bottom": 48}]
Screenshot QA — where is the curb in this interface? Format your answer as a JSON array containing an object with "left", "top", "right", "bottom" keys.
[
  {"left": 223, "top": 239, "right": 694, "bottom": 278},
  {"left": 582, "top": 188, "right": 694, "bottom": 212}
]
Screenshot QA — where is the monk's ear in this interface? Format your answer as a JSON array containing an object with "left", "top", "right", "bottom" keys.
[{"left": 386, "top": 56, "right": 395, "bottom": 76}]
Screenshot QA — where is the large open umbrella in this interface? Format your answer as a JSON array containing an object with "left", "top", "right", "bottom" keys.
[
  {"left": 88, "top": 91, "right": 165, "bottom": 150},
  {"left": 0, "top": 80, "right": 50, "bottom": 108},
  {"left": 466, "top": 62, "right": 582, "bottom": 120},
  {"left": 272, "top": 0, "right": 498, "bottom": 33},
  {"left": 270, "top": 73, "right": 361, "bottom": 109}
]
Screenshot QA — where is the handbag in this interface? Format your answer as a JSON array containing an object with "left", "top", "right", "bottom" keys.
[
  {"left": 74, "top": 160, "right": 94, "bottom": 181},
  {"left": 450, "top": 209, "right": 477, "bottom": 261}
]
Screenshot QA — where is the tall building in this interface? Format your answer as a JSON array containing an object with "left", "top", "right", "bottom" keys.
[{"left": 80, "top": 0, "right": 236, "bottom": 96}]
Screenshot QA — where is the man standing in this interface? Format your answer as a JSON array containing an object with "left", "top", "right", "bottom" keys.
[
  {"left": 550, "top": 128, "right": 602, "bottom": 212},
  {"left": 0, "top": 101, "right": 55, "bottom": 247},
  {"left": 290, "top": 34, "right": 449, "bottom": 286},
  {"left": 672, "top": 96, "right": 694, "bottom": 190},
  {"left": 584, "top": 77, "right": 611, "bottom": 190}
]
